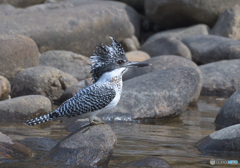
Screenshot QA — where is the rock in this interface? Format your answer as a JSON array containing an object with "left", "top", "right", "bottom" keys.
[
  {"left": 123, "top": 55, "right": 202, "bottom": 102},
  {"left": 101, "top": 67, "right": 201, "bottom": 121},
  {"left": 117, "top": 0, "right": 144, "bottom": 14},
  {"left": 11, "top": 66, "right": 78, "bottom": 101},
  {"left": 144, "top": 0, "right": 240, "bottom": 30},
  {"left": 0, "top": 34, "right": 39, "bottom": 81},
  {"left": 140, "top": 37, "right": 191, "bottom": 59},
  {"left": 0, "top": 95, "right": 51, "bottom": 121},
  {"left": 215, "top": 88, "right": 240, "bottom": 129},
  {"left": 0, "top": 132, "right": 34, "bottom": 161},
  {"left": 0, "top": 0, "right": 45, "bottom": 8},
  {"left": 0, "top": 76, "right": 11, "bottom": 100},
  {"left": 57, "top": 78, "right": 92, "bottom": 104},
  {"left": 197, "top": 124, "right": 240, "bottom": 156},
  {"left": 122, "top": 35, "right": 140, "bottom": 52},
  {"left": 46, "top": 124, "right": 117, "bottom": 167},
  {"left": 146, "top": 24, "right": 210, "bottom": 43},
  {"left": 212, "top": 5, "right": 240, "bottom": 40},
  {"left": 126, "top": 157, "right": 172, "bottom": 168},
  {"left": 21, "top": 137, "right": 57, "bottom": 152},
  {"left": 199, "top": 60, "right": 240, "bottom": 97},
  {"left": 0, "top": 1, "right": 140, "bottom": 55},
  {"left": 126, "top": 50, "right": 150, "bottom": 62},
  {"left": 39, "top": 50, "right": 91, "bottom": 81},
  {"left": 182, "top": 35, "right": 240, "bottom": 64}
]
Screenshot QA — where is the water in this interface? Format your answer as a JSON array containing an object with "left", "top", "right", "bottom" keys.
[{"left": 0, "top": 96, "right": 238, "bottom": 168}]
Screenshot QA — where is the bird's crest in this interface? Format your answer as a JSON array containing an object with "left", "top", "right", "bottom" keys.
[{"left": 90, "top": 37, "right": 127, "bottom": 83}]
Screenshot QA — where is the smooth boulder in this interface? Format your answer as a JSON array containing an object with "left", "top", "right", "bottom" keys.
[
  {"left": 46, "top": 124, "right": 117, "bottom": 167},
  {"left": 11, "top": 66, "right": 78, "bottom": 101},
  {"left": 40, "top": 50, "right": 91, "bottom": 81},
  {"left": 200, "top": 60, "right": 240, "bottom": 96},
  {"left": 182, "top": 35, "right": 240, "bottom": 64},
  {"left": 0, "top": 95, "right": 51, "bottom": 121},
  {"left": 0, "top": 76, "right": 11, "bottom": 100},
  {"left": 197, "top": 124, "right": 240, "bottom": 156},
  {"left": 215, "top": 88, "right": 240, "bottom": 129},
  {"left": 0, "top": 1, "right": 140, "bottom": 55},
  {"left": 0, "top": 34, "right": 39, "bottom": 81}
]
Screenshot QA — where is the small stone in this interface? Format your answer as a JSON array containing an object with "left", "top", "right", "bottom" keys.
[
  {"left": 0, "top": 95, "right": 51, "bottom": 121},
  {"left": 39, "top": 50, "right": 91, "bottom": 81},
  {"left": 0, "top": 76, "right": 11, "bottom": 100},
  {"left": 46, "top": 124, "right": 117, "bottom": 167},
  {"left": 122, "top": 35, "right": 140, "bottom": 52},
  {"left": 126, "top": 50, "right": 150, "bottom": 62},
  {"left": 215, "top": 88, "right": 240, "bottom": 129},
  {"left": 199, "top": 60, "right": 240, "bottom": 96},
  {"left": 140, "top": 37, "right": 191, "bottom": 59},
  {"left": 11, "top": 66, "right": 78, "bottom": 102}
]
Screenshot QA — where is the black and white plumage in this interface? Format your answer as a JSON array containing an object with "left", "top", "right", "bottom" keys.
[{"left": 26, "top": 37, "right": 149, "bottom": 126}]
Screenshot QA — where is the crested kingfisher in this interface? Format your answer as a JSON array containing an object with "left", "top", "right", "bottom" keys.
[{"left": 26, "top": 37, "right": 149, "bottom": 126}]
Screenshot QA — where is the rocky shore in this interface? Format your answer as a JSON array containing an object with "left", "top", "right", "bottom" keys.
[{"left": 0, "top": 0, "right": 240, "bottom": 167}]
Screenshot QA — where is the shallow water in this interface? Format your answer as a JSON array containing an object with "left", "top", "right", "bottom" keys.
[{"left": 0, "top": 96, "right": 239, "bottom": 168}]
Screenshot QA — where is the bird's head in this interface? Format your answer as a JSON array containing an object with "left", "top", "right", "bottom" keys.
[{"left": 90, "top": 37, "right": 149, "bottom": 83}]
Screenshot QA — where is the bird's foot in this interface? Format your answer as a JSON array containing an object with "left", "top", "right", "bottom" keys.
[{"left": 89, "top": 116, "right": 105, "bottom": 125}]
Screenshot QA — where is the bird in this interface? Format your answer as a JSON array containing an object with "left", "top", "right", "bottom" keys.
[{"left": 26, "top": 37, "right": 149, "bottom": 126}]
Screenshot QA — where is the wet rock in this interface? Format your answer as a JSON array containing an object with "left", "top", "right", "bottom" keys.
[
  {"left": 0, "top": 95, "right": 51, "bottom": 121},
  {"left": 212, "top": 5, "right": 240, "bottom": 40},
  {"left": 0, "top": 132, "right": 34, "bottom": 161},
  {"left": 146, "top": 24, "right": 210, "bottom": 43},
  {"left": 0, "top": 1, "right": 140, "bottom": 55},
  {"left": 0, "top": 76, "right": 11, "bottom": 100},
  {"left": 199, "top": 60, "right": 240, "bottom": 97},
  {"left": 144, "top": 0, "right": 240, "bottom": 29},
  {"left": 126, "top": 157, "right": 172, "bottom": 168},
  {"left": 11, "top": 66, "right": 78, "bottom": 101},
  {"left": 215, "top": 88, "right": 240, "bottom": 129},
  {"left": 197, "top": 124, "right": 240, "bottom": 156},
  {"left": 46, "top": 124, "right": 117, "bottom": 167},
  {"left": 0, "top": 0, "right": 45, "bottom": 8},
  {"left": 21, "top": 137, "right": 57, "bottom": 152},
  {"left": 57, "top": 79, "right": 92, "bottom": 104},
  {"left": 126, "top": 50, "right": 150, "bottom": 62},
  {"left": 0, "top": 34, "right": 39, "bottom": 81},
  {"left": 39, "top": 50, "right": 91, "bottom": 81},
  {"left": 182, "top": 35, "right": 240, "bottom": 64},
  {"left": 101, "top": 67, "right": 201, "bottom": 121},
  {"left": 140, "top": 37, "right": 191, "bottom": 59},
  {"left": 124, "top": 55, "right": 202, "bottom": 102}
]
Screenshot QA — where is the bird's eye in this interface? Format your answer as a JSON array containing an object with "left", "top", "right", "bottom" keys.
[{"left": 117, "top": 60, "right": 125, "bottom": 65}]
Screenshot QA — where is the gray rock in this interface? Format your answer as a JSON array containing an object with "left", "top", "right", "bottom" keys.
[
  {"left": 140, "top": 37, "right": 191, "bottom": 59},
  {"left": 182, "top": 35, "right": 240, "bottom": 64},
  {"left": 117, "top": 0, "right": 144, "bottom": 14},
  {"left": 215, "top": 88, "right": 240, "bottom": 129},
  {"left": 40, "top": 50, "right": 91, "bottom": 81},
  {"left": 144, "top": 0, "right": 240, "bottom": 29},
  {"left": 0, "top": 1, "right": 140, "bottom": 55},
  {"left": 146, "top": 24, "right": 210, "bottom": 43},
  {"left": 0, "top": 76, "right": 11, "bottom": 100},
  {"left": 101, "top": 67, "right": 201, "bottom": 121},
  {"left": 126, "top": 157, "right": 172, "bottom": 168},
  {"left": 212, "top": 5, "right": 240, "bottom": 40},
  {"left": 124, "top": 55, "right": 202, "bottom": 102},
  {"left": 0, "top": 0, "right": 45, "bottom": 8},
  {"left": 0, "top": 95, "right": 51, "bottom": 121},
  {"left": 57, "top": 79, "right": 92, "bottom": 104},
  {"left": 46, "top": 124, "right": 117, "bottom": 167},
  {"left": 0, "top": 132, "right": 34, "bottom": 161},
  {"left": 0, "top": 34, "right": 39, "bottom": 81},
  {"left": 199, "top": 60, "right": 240, "bottom": 96},
  {"left": 11, "top": 66, "right": 78, "bottom": 101},
  {"left": 122, "top": 35, "right": 140, "bottom": 52},
  {"left": 197, "top": 124, "right": 240, "bottom": 156},
  {"left": 21, "top": 137, "right": 57, "bottom": 152}
]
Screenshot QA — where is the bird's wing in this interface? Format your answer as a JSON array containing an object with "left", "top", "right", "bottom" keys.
[{"left": 54, "top": 83, "right": 116, "bottom": 117}]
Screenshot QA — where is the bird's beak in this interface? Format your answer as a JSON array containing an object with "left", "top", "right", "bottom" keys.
[{"left": 126, "top": 61, "right": 150, "bottom": 68}]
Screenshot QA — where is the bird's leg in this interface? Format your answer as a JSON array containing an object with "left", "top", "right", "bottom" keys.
[{"left": 89, "top": 116, "right": 105, "bottom": 125}]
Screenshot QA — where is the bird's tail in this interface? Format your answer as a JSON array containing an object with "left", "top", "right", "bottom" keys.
[{"left": 25, "top": 111, "right": 60, "bottom": 126}]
